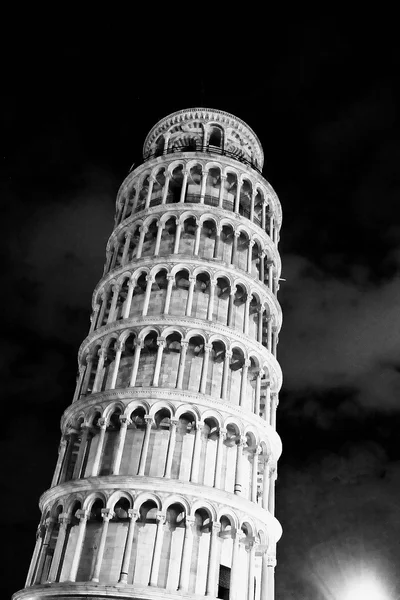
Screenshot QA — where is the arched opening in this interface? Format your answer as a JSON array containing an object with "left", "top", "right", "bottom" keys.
[
  {"left": 136, "top": 175, "right": 150, "bottom": 212},
  {"left": 252, "top": 239, "right": 262, "bottom": 279},
  {"left": 167, "top": 166, "right": 184, "bottom": 204},
  {"left": 115, "top": 278, "right": 130, "bottom": 321},
  {"left": 159, "top": 332, "right": 182, "bottom": 388},
  {"left": 76, "top": 498, "right": 105, "bottom": 581},
  {"left": 160, "top": 503, "right": 186, "bottom": 589},
  {"left": 228, "top": 348, "right": 245, "bottom": 405},
  {"left": 154, "top": 135, "right": 164, "bottom": 158},
  {"left": 147, "top": 269, "right": 168, "bottom": 317},
  {"left": 142, "top": 219, "right": 158, "bottom": 257},
  {"left": 198, "top": 219, "right": 216, "bottom": 259},
  {"left": 220, "top": 225, "right": 234, "bottom": 264},
  {"left": 192, "top": 272, "right": 210, "bottom": 319},
  {"left": 182, "top": 335, "right": 205, "bottom": 392},
  {"left": 115, "top": 333, "right": 136, "bottom": 388},
  {"left": 214, "top": 277, "right": 231, "bottom": 325},
  {"left": 199, "top": 417, "right": 220, "bottom": 486},
  {"left": 179, "top": 217, "right": 197, "bottom": 254},
  {"left": 172, "top": 412, "right": 196, "bottom": 480},
  {"left": 102, "top": 498, "right": 131, "bottom": 584},
  {"left": 222, "top": 172, "right": 237, "bottom": 212},
  {"left": 128, "top": 272, "right": 147, "bottom": 318},
  {"left": 254, "top": 189, "right": 264, "bottom": 226},
  {"left": 170, "top": 270, "right": 190, "bottom": 316},
  {"left": 208, "top": 126, "right": 223, "bottom": 150},
  {"left": 249, "top": 294, "right": 261, "bottom": 342},
  {"left": 151, "top": 169, "right": 166, "bottom": 206},
  {"left": 222, "top": 423, "right": 240, "bottom": 493},
  {"left": 239, "top": 179, "right": 252, "bottom": 219},
  {"left": 204, "top": 167, "right": 221, "bottom": 207},
  {"left": 232, "top": 284, "right": 247, "bottom": 333},
  {"left": 58, "top": 501, "right": 82, "bottom": 582},
  {"left": 189, "top": 507, "right": 212, "bottom": 593},
  {"left": 100, "top": 338, "right": 118, "bottom": 392},
  {"left": 124, "top": 187, "right": 137, "bottom": 220},
  {"left": 186, "top": 164, "right": 202, "bottom": 203},
  {"left": 205, "top": 340, "right": 226, "bottom": 398},
  {"left": 147, "top": 408, "right": 172, "bottom": 477},
  {"left": 99, "top": 409, "right": 121, "bottom": 475},
  {"left": 120, "top": 406, "right": 146, "bottom": 476},
  {"left": 135, "top": 331, "right": 158, "bottom": 387},
  {"left": 159, "top": 217, "right": 176, "bottom": 255},
  {"left": 236, "top": 231, "right": 249, "bottom": 272}
]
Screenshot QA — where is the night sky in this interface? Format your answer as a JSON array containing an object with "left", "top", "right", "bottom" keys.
[{"left": 4, "top": 23, "right": 400, "bottom": 599}]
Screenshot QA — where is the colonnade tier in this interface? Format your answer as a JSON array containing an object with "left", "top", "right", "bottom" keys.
[
  {"left": 60, "top": 391, "right": 282, "bottom": 462},
  {"left": 142, "top": 107, "right": 265, "bottom": 171},
  {"left": 92, "top": 255, "right": 282, "bottom": 337},
  {"left": 114, "top": 154, "right": 281, "bottom": 236},
  {"left": 101, "top": 210, "right": 282, "bottom": 307},
  {"left": 28, "top": 478, "right": 279, "bottom": 597}
]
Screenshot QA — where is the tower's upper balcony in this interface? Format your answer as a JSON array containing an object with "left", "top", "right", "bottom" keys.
[{"left": 143, "top": 107, "right": 264, "bottom": 173}]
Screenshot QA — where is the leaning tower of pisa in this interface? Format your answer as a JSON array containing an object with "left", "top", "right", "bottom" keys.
[{"left": 13, "top": 108, "right": 283, "bottom": 600}]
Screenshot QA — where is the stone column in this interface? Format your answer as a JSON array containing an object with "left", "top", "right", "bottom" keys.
[
  {"left": 154, "top": 222, "right": 164, "bottom": 256},
  {"left": 162, "top": 174, "right": 171, "bottom": 204},
  {"left": 58, "top": 431, "right": 76, "bottom": 484},
  {"left": 258, "top": 305, "right": 264, "bottom": 343},
  {"left": 231, "top": 530, "right": 245, "bottom": 600},
  {"left": 145, "top": 176, "right": 155, "bottom": 209},
  {"left": 190, "top": 421, "right": 203, "bottom": 483},
  {"left": 129, "top": 340, "right": 143, "bottom": 387},
  {"left": 221, "top": 351, "right": 232, "bottom": 400},
  {"left": 247, "top": 239, "right": 255, "bottom": 273},
  {"left": 269, "top": 214, "right": 274, "bottom": 240},
  {"left": 213, "top": 226, "right": 221, "bottom": 259},
  {"left": 239, "top": 360, "right": 250, "bottom": 408},
  {"left": 214, "top": 428, "right": 227, "bottom": 488},
  {"left": 265, "top": 382, "right": 271, "bottom": 423},
  {"left": 227, "top": 287, "right": 236, "bottom": 327},
  {"left": 260, "top": 550, "right": 269, "bottom": 600},
  {"left": 96, "top": 293, "right": 107, "bottom": 329},
  {"left": 138, "top": 416, "right": 153, "bottom": 476},
  {"left": 51, "top": 439, "right": 67, "bottom": 487},
  {"left": 173, "top": 219, "right": 182, "bottom": 253},
  {"left": 231, "top": 231, "right": 239, "bottom": 264},
  {"left": 107, "top": 283, "right": 121, "bottom": 323},
  {"left": 92, "top": 348, "right": 107, "bottom": 393},
  {"left": 179, "top": 170, "right": 189, "bottom": 203},
  {"left": 260, "top": 250, "right": 265, "bottom": 283},
  {"left": 268, "top": 467, "right": 277, "bottom": 515},
  {"left": 178, "top": 516, "right": 195, "bottom": 591},
  {"left": 72, "top": 426, "right": 90, "bottom": 480},
  {"left": 200, "top": 169, "right": 209, "bottom": 203},
  {"left": 218, "top": 175, "right": 226, "bottom": 207},
  {"left": 149, "top": 512, "right": 166, "bottom": 586},
  {"left": 72, "top": 363, "right": 86, "bottom": 403},
  {"left": 91, "top": 509, "right": 114, "bottom": 582},
  {"left": 47, "top": 515, "right": 70, "bottom": 582},
  {"left": 163, "top": 275, "right": 175, "bottom": 314},
  {"left": 121, "top": 231, "right": 132, "bottom": 265},
  {"left": 247, "top": 540, "right": 256, "bottom": 600},
  {"left": 176, "top": 341, "right": 188, "bottom": 389},
  {"left": 152, "top": 338, "right": 165, "bottom": 387},
  {"left": 136, "top": 226, "right": 147, "bottom": 259},
  {"left": 194, "top": 219, "right": 202, "bottom": 255},
  {"left": 104, "top": 247, "right": 113, "bottom": 274},
  {"left": 34, "top": 517, "right": 56, "bottom": 583},
  {"left": 109, "top": 340, "right": 123, "bottom": 389},
  {"left": 234, "top": 436, "right": 246, "bottom": 495},
  {"left": 266, "top": 317, "right": 272, "bottom": 351},
  {"left": 244, "top": 297, "right": 251, "bottom": 335},
  {"left": 262, "top": 463, "right": 270, "bottom": 510},
  {"left": 261, "top": 201, "right": 267, "bottom": 230},
  {"left": 250, "top": 189, "right": 256, "bottom": 222},
  {"left": 89, "top": 305, "right": 100, "bottom": 334},
  {"left": 118, "top": 509, "right": 139, "bottom": 583},
  {"left": 200, "top": 343, "right": 211, "bottom": 394},
  {"left": 206, "top": 522, "right": 221, "bottom": 596},
  {"left": 251, "top": 448, "right": 261, "bottom": 503},
  {"left": 267, "top": 555, "right": 276, "bottom": 599},
  {"left": 207, "top": 278, "right": 216, "bottom": 321},
  {"left": 142, "top": 275, "right": 154, "bottom": 316},
  {"left": 267, "top": 260, "right": 273, "bottom": 291},
  {"left": 110, "top": 243, "right": 119, "bottom": 270},
  {"left": 122, "top": 280, "right": 135, "bottom": 319},
  {"left": 112, "top": 416, "right": 131, "bottom": 475},
  {"left": 185, "top": 276, "right": 196, "bottom": 316},
  {"left": 164, "top": 417, "right": 178, "bottom": 477},
  {"left": 69, "top": 510, "right": 88, "bottom": 582},
  {"left": 25, "top": 526, "right": 43, "bottom": 586},
  {"left": 255, "top": 369, "right": 262, "bottom": 417},
  {"left": 91, "top": 418, "right": 107, "bottom": 477},
  {"left": 272, "top": 328, "right": 278, "bottom": 357},
  {"left": 270, "top": 393, "right": 279, "bottom": 430},
  {"left": 234, "top": 179, "right": 241, "bottom": 213}
]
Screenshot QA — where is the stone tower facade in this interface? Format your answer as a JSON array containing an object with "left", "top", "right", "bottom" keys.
[{"left": 13, "top": 108, "right": 283, "bottom": 600}]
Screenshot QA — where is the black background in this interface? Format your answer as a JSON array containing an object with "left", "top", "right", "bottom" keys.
[{"left": 3, "top": 20, "right": 400, "bottom": 599}]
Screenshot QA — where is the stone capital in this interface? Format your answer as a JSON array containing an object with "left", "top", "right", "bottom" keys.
[
  {"left": 156, "top": 512, "right": 166, "bottom": 525},
  {"left": 156, "top": 338, "right": 166, "bottom": 348},
  {"left": 128, "top": 509, "right": 140, "bottom": 521},
  {"left": 97, "top": 418, "right": 107, "bottom": 430},
  {"left": 76, "top": 509, "right": 89, "bottom": 522},
  {"left": 101, "top": 508, "right": 114, "bottom": 521},
  {"left": 119, "top": 416, "right": 131, "bottom": 427},
  {"left": 115, "top": 340, "right": 124, "bottom": 353},
  {"left": 169, "top": 417, "right": 179, "bottom": 427},
  {"left": 144, "top": 415, "right": 154, "bottom": 426}
]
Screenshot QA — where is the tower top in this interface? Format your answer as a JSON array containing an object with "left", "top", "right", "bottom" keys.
[{"left": 143, "top": 107, "right": 264, "bottom": 171}]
